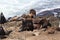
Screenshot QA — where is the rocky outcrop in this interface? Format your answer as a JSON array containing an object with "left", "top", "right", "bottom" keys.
[{"left": 0, "top": 12, "right": 7, "bottom": 24}]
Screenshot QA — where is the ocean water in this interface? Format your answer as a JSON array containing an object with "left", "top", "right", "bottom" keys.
[{"left": 0, "top": 0, "right": 60, "bottom": 18}]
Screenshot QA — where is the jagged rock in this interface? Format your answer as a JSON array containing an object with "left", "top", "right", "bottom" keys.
[
  {"left": 0, "top": 12, "right": 7, "bottom": 24},
  {"left": 0, "top": 26, "right": 6, "bottom": 35}
]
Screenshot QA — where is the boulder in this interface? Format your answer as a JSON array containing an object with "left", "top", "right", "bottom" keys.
[{"left": 47, "top": 27, "right": 55, "bottom": 34}]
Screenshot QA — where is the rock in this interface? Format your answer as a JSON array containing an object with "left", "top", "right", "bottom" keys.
[
  {"left": 0, "top": 12, "right": 7, "bottom": 24},
  {"left": 8, "top": 16, "right": 21, "bottom": 22},
  {"left": 56, "top": 27, "right": 60, "bottom": 31},
  {"left": 47, "top": 27, "right": 55, "bottom": 34},
  {"left": 33, "top": 32, "right": 40, "bottom": 36},
  {"left": 33, "top": 30, "right": 41, "bottom": 36}
]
